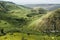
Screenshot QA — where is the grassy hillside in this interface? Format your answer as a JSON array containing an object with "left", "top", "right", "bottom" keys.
[
  {"left": 0, "top": 1, "right": 60, "bottom": 40},
  {"left": 28, "top": 9, "right": 60, "bottom": 33},
  {"left": 0, "top": 1, "right": 45, "bottom": 35},
  {"left": 0, "top": 1, "right": 30, "bottom": 34}
]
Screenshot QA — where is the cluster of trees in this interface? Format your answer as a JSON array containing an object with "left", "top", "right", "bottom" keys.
[
  {"left": 27, "top": 8, "right": 47, "bottom": 17},
  {"left": 36, "top": 8, "right": 47, "bottom": 14}
]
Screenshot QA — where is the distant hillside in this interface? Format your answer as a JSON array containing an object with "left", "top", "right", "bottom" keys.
[{"left": 24, "top": 4, "right": 60, "bottom": 11}]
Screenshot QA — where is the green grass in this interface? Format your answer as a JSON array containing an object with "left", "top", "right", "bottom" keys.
[{"left": 0, "top": 32, "right": 59, "bottom": 40}]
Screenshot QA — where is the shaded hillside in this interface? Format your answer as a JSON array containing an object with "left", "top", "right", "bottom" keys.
[
  {"left": 0, "top": 1, "right": 29, "bottom": 26},
  {"left": 29, "top": 9, "right": 60, "bottom": 33},
  {"left": 0, "top": 1, "right": 31, "bottom": 34}
]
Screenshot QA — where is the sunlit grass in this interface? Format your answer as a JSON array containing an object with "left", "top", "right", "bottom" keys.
[{"left": 0, "top": 33, "right": 59, "bottom": 40}]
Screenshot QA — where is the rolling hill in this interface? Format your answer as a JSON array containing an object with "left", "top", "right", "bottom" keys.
[
  {"left": 0, "top": 1, "right": 45, "bottom": 35},
  {"left": 0, "top": 1, "right": 60, "bottom": 36},
  {"left": 28, "top": 9, "right": 60, "bottom": 33},
  {"left": 0, "top": 1, "right": 60, "bottom": 40},
  {"left": 0, "top": 1, "right": 31, "bottom": 34}
]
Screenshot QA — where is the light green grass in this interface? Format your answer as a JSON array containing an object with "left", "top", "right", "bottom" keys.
[{"left": 0, "top": 33, "right": 59, "bottom": 40}]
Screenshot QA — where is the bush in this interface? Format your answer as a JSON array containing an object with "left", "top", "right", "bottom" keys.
[
  {"left": 38, "top": 8, "right": 47, "bottom": 14},
  {"left": 0, "top": 28, "right": 6, "bottom": 36},
  {"left": 26, "top": 13, "right": 38, "bottom": 17}
]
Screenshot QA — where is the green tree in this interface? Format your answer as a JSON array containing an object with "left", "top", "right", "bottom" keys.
[{"left": 38, "top": 8, "right": 47, "bottom": 14}]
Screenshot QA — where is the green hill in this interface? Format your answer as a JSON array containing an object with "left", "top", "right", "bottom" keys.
[
  {"left": 0, "top": 1, "right": 60, "bottom": 35},
  {"left": 0, "top": 1, "right": 60, "bottom": 40},
  {"left": 28, "top": 9, "right": 60, "bottom": 33},
  {"left": 0, "top": 1, "right": 45, "bottom": 35},
  {"left": 0, "top": 1, "right": 31, "bottom": 34}
]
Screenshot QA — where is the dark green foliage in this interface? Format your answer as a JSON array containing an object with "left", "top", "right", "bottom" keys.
[
  {"left": 27, "top": 33, "right": 30, "bottom": 35},
  {"left": 26, "top": 13, "right": 38, "bottom": 17},
  {"left": 0, "top": 28, "right": 6, "bottom": 36},
  {"left": 38, "top": 8, "right": 47, "bottom": 14},
  {"left": 4, "top": 23, "right": 7, "bottom": 24},
  {"left": 26, "top": 8, "right": 47, "bottom": 17},
  {"left": 4, "top": 17, "right": 29, "bottom": 28},
  {"left": 6, "top": 29, "right": 20, "bottom": 33}
]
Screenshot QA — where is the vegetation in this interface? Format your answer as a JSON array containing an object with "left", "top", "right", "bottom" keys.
[{"left": 0, "top": 1, "right": 60, "bottom": 40}]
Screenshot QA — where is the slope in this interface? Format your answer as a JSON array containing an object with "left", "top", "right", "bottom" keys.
[
  {"left": 0, "top": 1, "right": 31, "bottom": 35},
  {"left": 28, "top": 8, "right": 60, "bottom": 32}
]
